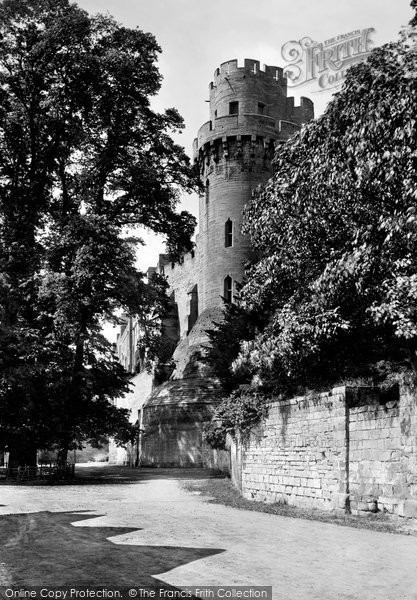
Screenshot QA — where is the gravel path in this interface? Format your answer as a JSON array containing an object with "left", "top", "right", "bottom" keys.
[{"left": 0, "top": 464, "right": 416, "bottom": 599}]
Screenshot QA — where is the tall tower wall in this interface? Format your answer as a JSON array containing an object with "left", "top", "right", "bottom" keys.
[{"left": 194, "top": 58, "right": 314, "bottom": 312}]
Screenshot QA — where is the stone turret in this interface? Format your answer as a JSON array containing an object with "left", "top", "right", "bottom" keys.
[{"left": 194, "top": 58, "right": 314, "bottom": 312}]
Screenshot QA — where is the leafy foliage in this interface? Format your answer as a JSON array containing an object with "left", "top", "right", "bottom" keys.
[
  {"left": 134, "top": 274, "right": 180, "bottom": 384},
  {"left": 202, "top": 297, "right": 265, "bottom": 394},
  {"left": 202, "top": 298, "right": 269, "bottom": 448},
  {"left": 203, "top": 388, "right": 269, "bottom": 449},
  {"left": 232, "top": 12, "right": 417, "bottom": 395},
  {"left": 0, "top": 0, "right": 197, "bottom": 464}
]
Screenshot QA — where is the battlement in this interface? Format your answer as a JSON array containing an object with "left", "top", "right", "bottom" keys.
[
  {"left": 209, "top": 59, "right": 285, "bottom": 89},
  {"left": 164, "top": 248, "right": 197, "bottom": 275},
  {"left": 286, "top": 96, "right": 315, "bottom": 126},
  {"left": 150, "top": 250, "right": 198, "bottom": 280},
  {"left": 194, "top": 114, "right": 281, "bottom": 150},
  {"left": 286, "top": 96, "right": 314, "bottom": 110},
  {"left": 197, "top": 57, "right": 314, "bottom": 154}
]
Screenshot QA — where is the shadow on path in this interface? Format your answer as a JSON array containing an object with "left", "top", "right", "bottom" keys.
[
  {"left": 0, "top": 510, "right": 224, "bottom": 588},
  {"left": 0, "top": 465, "right": 227, "bottom": 487}
]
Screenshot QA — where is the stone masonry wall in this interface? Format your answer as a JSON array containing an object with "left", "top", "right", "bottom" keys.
[
  {"left": 141, "top": 403, "right": 212, "bottom": 468},
  {"left": 163, "top": 249, "right": 202, "bottom": 341},
  {"left": 239, "top": 387, "right": 349, "bottom": 512},
  {"left": 234, "top": 385, "right": 417, "bottom": 517},
  {"left": 349, "top": 386, "right": 417, "bottom": 518}
]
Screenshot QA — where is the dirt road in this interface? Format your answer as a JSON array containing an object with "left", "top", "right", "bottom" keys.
[{"left": 0, "top": 465, "right": 416, "bottom": 599}]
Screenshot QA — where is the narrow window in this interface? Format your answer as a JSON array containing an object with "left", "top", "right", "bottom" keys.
[
  {"left": 187, "top": 284, "right": 198, "bottom": 333},
  {"left": 224, "top": 276, "right": 233, "bottom": 303},
  {"left": 229, "top": 101, "right": 239, "bottom": 115},
  {"left": 258, "top": 102, "right": 265, "bottom": 115},
  {"left": 225, "top": 219, "right": 233, "bottom": 247},
  {"left": 205, "top": 179, "right": 209, "bottom": 204}
]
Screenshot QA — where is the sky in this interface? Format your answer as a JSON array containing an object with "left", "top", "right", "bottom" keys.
[{"left": 73, "top": 0, "right": 413, "bottom": 338}]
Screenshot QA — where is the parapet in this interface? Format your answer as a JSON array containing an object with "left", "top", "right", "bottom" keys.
[
  {"left": 286, "top": 96, "right": 315, "bottom": 124},
  {"left": 147, "top": 250, "right": 197, "bottom": 281},
  {"left": 209, "top": 58, "right": 286, "bottom": 90},
  {"left": 193, "top": 58, "right": 315, "bottom": 164}
]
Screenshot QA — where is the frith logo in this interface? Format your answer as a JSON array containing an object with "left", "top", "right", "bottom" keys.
[{"left": 281, "top": 28, "right": 375, "bottom": 91}]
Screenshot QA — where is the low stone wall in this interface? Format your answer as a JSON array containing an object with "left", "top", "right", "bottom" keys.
[
  {"left": 237, "top": 387, "right": 349, "bottom": 511},
  {"left": 349, "top": 386, "right": 417, "bottom": 518},
  {"left": 201, "top": 444, "right": 230, "bottom": 474},
  {"left": 232, "top": 385, "right": 417, "bottom": 517}
]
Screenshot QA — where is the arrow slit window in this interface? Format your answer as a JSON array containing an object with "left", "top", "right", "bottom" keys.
[
  {"left": 225, "top": 219, "right": 233, "bottom": 247},
  {"left": 205, "top": 179, "right": 209, "bottom": 204},
  {"left": 224, "top": 276, "right": 233, "bottom": 303}
]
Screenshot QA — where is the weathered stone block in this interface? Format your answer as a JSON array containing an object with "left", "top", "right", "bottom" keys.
[{"left": 398, "top": 500, "right": 417, "bottom": 518}]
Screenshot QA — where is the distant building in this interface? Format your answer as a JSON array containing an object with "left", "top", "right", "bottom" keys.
[{"left": 110, "top": 59, "right": 314, "bottom": 467}]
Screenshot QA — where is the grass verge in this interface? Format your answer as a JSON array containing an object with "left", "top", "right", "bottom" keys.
[{"left": 181, "top": 475, "right": 417, "bottom": 536}]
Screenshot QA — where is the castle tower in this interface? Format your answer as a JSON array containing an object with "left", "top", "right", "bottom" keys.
[
  {"left": 112, "top": 59, "right": 314, "bottom": 468},
  {"left": 194, "top": 58, "right": 314, "bottom": 312}
]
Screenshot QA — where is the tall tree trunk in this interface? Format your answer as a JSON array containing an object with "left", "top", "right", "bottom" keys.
[{"left": 56, "top": 446, "right": 68, "bottom": 468}]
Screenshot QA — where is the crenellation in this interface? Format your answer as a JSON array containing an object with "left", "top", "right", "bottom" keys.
[{"left": 212, "top": 59, "right": 286, "bottom": 86}]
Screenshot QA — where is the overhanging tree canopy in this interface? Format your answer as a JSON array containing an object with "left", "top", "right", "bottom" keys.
[
  {"left": 0, "top": 0, "right": 197, "bottom": 465},
  {"left": 231, "top": 8, "right": 417, "bottom": 394}
]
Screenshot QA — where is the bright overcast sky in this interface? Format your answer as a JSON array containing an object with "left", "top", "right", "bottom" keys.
[
  {"left": 74, "top": 0, "right": 413, "bottom": 338},
  {"left": 76, "top": 0, "right": 412, "bottom": 152}
]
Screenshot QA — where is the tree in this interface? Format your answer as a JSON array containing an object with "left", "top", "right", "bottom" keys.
[
  {"left": 230, "top": 5, "right": 417, "bottom": 396},
  {"left": 202, "top": 296, "right": 266, "bottom": 394},
  {"left": 0, "top": 0, "right": 197, "bottom": 466}
]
